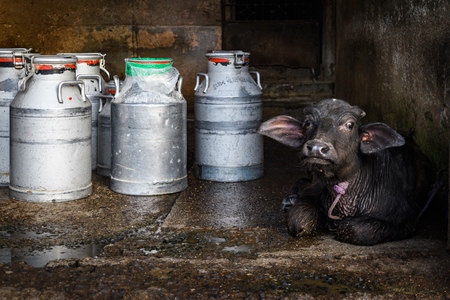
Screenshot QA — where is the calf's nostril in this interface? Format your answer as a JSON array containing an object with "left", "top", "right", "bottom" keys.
[{"left": 320, "top": 146, "right": 330, "bottom": 154}]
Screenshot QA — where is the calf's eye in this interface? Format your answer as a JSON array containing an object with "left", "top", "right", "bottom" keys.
[
  {"left": 304, "top": 120, "right": 312, "bottom": 128},
  {"left": 346, "top": 121, "right": 355, "bottom": 130}
]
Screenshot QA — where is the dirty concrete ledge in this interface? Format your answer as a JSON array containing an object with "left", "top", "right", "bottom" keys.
[{"left": 0, "top": 128, "right": 449, "bottom": 299}]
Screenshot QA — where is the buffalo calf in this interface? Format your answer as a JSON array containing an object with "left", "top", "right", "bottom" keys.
[{"left": 258, "top": 98, "right": 434, "bottom": 245}]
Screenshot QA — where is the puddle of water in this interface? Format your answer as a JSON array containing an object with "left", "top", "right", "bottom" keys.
[
  {"left": 208, "top": 236, "right": 227, "bottom": 244},
  {"left": 222, "top": 245, "right": 252, "bottom": 253},
  {"left": 0, "top": 244, "right": 103, "bottom": 268}
]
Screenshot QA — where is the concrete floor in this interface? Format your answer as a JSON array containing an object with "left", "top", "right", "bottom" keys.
[{"left": 0, "top": 118, "right": 449, "bottom": 299}]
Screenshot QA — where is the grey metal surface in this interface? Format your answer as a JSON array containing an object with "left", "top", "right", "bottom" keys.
[
  {"left": 0, "top": 48, "right": 29, "bottom": 186},
  {"left": 9, "top": 55, "right": 92, "bottom": 202},
  {"left": 97, "top": 78, "right": 120, "bottom": 177},
  {"left": 110, "top": 102, "right": 187, "bottom": 195},
  {"left": 194, "top": 51, "right": 264, "bottom": 182},
  {"left": 97, "top": 96, "right": 112, "bottom": 177},
  {"left": 58, "top": 53, "right": 110, "bottom": 170}
]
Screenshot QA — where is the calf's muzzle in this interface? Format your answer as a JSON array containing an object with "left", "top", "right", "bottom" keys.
[{"left": 303, "top": 140, "right": 333, "bottom": 159}]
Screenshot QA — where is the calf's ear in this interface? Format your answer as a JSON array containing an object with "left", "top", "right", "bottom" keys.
[
  {"left": 360, "top": 122, "right": 405, "bottom": 154},
  {"left": 257, "top": 115, "right": 305, "bottom": 148}
]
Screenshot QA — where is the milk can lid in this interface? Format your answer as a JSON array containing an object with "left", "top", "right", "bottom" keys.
[
  {"left": 206, "top": 50, "right": 250, "bottom": 66},
  {"left": 125, "top": 58, "right": 173, "bottom": 76},
  {"left": 206, "top": 50, "right": 250, "bottom": 57},
  {"left": 58, "top": 53, "right": 104, "bottom": 60},
  {"left": 32, "top": 55, "right": 78, "bottom": 65},
  {"left": 0, "top": 48, "right": 31, "bottom": 58}
]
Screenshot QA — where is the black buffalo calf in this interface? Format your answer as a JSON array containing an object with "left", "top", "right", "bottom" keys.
[{"left": 258, "top": 98, "right": 434, "bottom": 245}]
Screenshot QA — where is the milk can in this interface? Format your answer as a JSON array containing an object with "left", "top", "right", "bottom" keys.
[
  {"left": 194, "top": 50, "right": 264, "bottom": 182},
  {"left": 97, "top": 75, "right": 120, "bottom": 177},
  {"left": 58, "top": 52, "right": 110, "bottom": 170},
  {"left": 9, "top": 55, "right": 92, "bottom": 202},
  {"left": 0, "top": 48, "right": 31, "bottom": 186},
  {"left": 110, "top": 58, "right": 187, "bottom": 195}
]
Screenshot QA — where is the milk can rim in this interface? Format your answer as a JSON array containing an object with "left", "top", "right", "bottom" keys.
[
  {"left": 125, "top": 57, "right": 173, "bottom": 66},
  {"left": 57, "top": 53, "right": 104, "bottom": 60},
  {"left": 206, "top": 50, "right": 251, "bottom": 57},
  {"left": 124, "top": 58, "right": 173, "bottom": 76},
  {"left": 32, "top": 54, "right": 78, "bottom": 64},
  {"left": 0, "top": 48, "right": 31, "bottom": 57}
]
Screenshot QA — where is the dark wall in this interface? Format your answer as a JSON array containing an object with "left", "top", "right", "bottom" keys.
[
  {"left": 335, "top": 0, "right": 450, "bottom": 170},
  {"left": 0, "top": 0, "right": 222, "bottom": 106}
]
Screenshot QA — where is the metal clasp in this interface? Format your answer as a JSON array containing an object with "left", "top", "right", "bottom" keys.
[
  {"left": 12, "top": 48, "right": 31, "bottom": 69},
  {"left": 17, "top": 53, "right": 35, "bottom": 92},
  {"left": 234, "top": 51, "right": 245, "bottom": 68},
  {"left": 99, "top": 53, "right": 110, "bottom": 80}
]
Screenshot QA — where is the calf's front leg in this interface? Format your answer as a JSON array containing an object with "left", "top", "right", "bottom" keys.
[
  {"left": 286, "top": 200, "right": 323, "bottom": 237},
  {"left": 285, "top": 181, "right": 326, "bottom": 237}
]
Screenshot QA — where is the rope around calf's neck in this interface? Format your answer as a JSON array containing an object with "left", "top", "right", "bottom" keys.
[{"left": 328, "top": 181, "right": 349, "bottom": 220}]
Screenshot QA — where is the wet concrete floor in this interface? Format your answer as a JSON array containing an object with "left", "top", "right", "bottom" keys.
[{"left": 0, "top": 118, "right": 449, "bottom": 299}]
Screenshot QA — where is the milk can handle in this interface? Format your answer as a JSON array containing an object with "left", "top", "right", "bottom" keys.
[
  {"left": 97, "top": 75, "right": 120, "bottom": 113},
  {"left": 176, "top": 76, "right": 183, "bottom": 92},
  {"left": 76, "top": 74, "right": 103, "bottom": 110},
  {"left": 250, "top": 71, "right": 263, "bottom": 90},
  {"left": 194, "top": 73, "right": 209, "bottom": 93},
  {"left": 76, "top": 74, "right": 103, "bottom": 94},
  {"left": 57, "top": 80, "right": 86, "bottom": 104},
  {"left": 98, "top": 75, "right": 120, "bottom": 113},
  {"left": 113, "top": 75, "right": 120, "bottom": 95}
]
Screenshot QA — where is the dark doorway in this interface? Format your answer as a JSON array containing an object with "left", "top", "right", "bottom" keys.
[{"left": 221, "top": 0, "right": 323, "bottom": 68}]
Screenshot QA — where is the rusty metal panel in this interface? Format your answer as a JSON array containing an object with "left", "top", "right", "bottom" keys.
[{"left": 222, "top": 21, "right": 321, "bottom": 68}]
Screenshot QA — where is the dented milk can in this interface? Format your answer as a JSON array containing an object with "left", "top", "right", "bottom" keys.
[
  {"left": 9, "top": 55, "right": 92, "bottom": 202},
  {"left": 97, "top": 75, "right": 120, "bottom": 177},
  {"left": 0, "top": 48, "right": 31, "bottom": 186},
  {"left": 58, "top": 52, "right": 110, "bottom": 170},
  {"left": 194, "top": 50, "right": 264, "bottom": 182},
  {"left": 110, "top": 58, "right": 187, "bottom": 195}
]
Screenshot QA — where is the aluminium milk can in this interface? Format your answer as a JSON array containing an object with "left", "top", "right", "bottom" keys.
[
  {"left": 0, "top": 48, "right": 31, "bottom": 186},
  {"left": 110, "top": 58, "right": 187, "bottom": 195},
  {"left": 9, "top": 55, "right": 92, "bottom": 202},
  {"left": 97, "top": 75, "right": 120, "bottom": 177},
  {"left": 58, "top": 52, "right": 110, "bottom": 170},
  {"left": 194, "top": 50, "right": 264, "bottom": 182}
]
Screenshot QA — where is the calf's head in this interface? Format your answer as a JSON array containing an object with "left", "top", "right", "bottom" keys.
[{"left": 258, "top": 98, "right": 405, "bottom": 180}]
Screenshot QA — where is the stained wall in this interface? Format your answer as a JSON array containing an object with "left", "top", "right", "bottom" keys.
[
  {"left": 2, "top": 0, "right": 449, "bottom": 180},
  {"left": 335, "top": 0, "right": 450, "bottom": 171},
  {"left": 0, "top": 0, "right": 222, "bottom": 106}
]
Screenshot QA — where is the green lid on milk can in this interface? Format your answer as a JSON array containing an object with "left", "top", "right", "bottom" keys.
[{"left": 125, "top": 58, "right": 173, "bottom": 76}]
